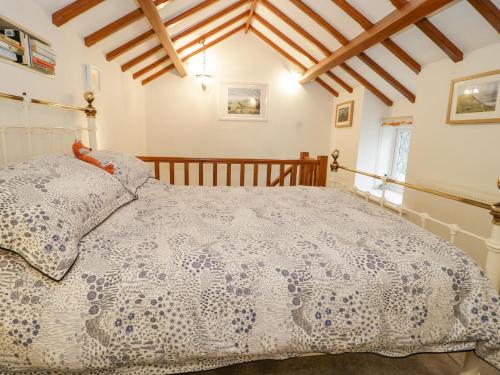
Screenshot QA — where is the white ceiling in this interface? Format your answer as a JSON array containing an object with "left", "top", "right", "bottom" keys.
[{"left": 38, "top": 0, "right": 500, "bottom": 104}]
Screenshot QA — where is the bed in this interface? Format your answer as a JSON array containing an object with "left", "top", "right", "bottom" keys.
[{"left": 0, "top": 91, "right": 499, "bottom": 375}]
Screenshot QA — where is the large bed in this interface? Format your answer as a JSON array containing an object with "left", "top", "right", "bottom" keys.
[{"left": 0, "top": 91, "right": 499, "bottom": 374}]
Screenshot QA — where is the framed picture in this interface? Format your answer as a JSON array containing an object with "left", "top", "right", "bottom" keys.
[
  {"left": 335, "top": 100, "right": 354, "bottom": 128},
  {"left": 219, "top": 82, "right": 269, "bottom": 121},
  {"left": 446, "top": 69, "right": 500, "bottom": 125},
  {"left": 84, "top": 64, "right": 101, "bottom": 91}
]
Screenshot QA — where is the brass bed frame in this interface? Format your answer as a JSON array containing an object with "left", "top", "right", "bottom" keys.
[{"left": 0, "top": 90, "right": 498, "bottom": 374}]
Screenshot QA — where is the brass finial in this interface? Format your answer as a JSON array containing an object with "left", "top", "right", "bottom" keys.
[
  {"left": 84, "top": 91, "right": 96, "bottom": 118},
  {"left": 330, "top": 149, "right": 340, "bottom": 172}
]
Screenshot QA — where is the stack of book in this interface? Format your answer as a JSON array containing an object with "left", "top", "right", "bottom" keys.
[
  {"left": 0, "top": 28, "right": 55, "bottom": 75},
  {"left": 30, "top": 39, "right": 55, "bottom": 75}
]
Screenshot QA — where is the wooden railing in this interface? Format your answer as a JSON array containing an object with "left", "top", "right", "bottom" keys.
[{"left": 137, "top": 152, "right": 328, "bottom": 187}]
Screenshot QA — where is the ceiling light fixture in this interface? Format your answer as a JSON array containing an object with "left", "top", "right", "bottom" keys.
[{"left": 196, "top": 39, "right": 213, "bottom": 93}]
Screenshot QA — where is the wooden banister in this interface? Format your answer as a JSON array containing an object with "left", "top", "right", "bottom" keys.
[{"left": 137, "top": 152, "right": 328, "bottom": 188}]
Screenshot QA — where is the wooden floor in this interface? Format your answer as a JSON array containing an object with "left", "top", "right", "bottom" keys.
[{"left": 186, "top": 353, "right": 500, "bottom": 375}]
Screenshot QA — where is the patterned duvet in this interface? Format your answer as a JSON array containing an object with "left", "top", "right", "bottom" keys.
[{"left": 1, "top": 179, "right": 499, "bottom": 374}]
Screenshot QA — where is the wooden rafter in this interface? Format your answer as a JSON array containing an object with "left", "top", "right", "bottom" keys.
[
  {"left": 301, "top": 0, "right": 454, "bottom": 84},
  {"left": 133, "top": 11, "right": 249, "bottom": 79},
  {"left": 122, "top": 0, "right": 249, "bottom": 72},
  {"left": 330, "top": 0, "right": 421, "bottom": 74},
  {"left": 249, "top": 26, "right": 338, "bottom": 96},
  {"left": 137, "top": 0, "right": 186, "bottom": 77},
  {"left": 390, "top": 0, "right": 463, "bottom": 62},
  {"left": 245, "top": 0, "right": 259, "bottom": 33},
  {"left": 290, "top": 0, "right": 415, "bottom": 102},
  {"left": 106, "top": 0, "right": 220, "bottom": 61},
  {"left": 52, "top": 0, "right": 104, "bottom": 26},
  {"left": 84, "top": 0, "right": 170, "bottom": 47},
  {"left": 259, "top": 0, "right": 392, "bottom": 106},
  {"left": 468, "top": 0, "right": 500, "bottom": 33},
  {"left": 253, "top": 14, "right": 353, "bottom": 93},
  {"left": 142, "top": 24, "right": 245, "bottom": 85}
]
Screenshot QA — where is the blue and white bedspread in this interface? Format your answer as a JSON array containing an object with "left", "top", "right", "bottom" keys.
[{"left": 1, "top": 180, "right": 499, "bottom": 373}]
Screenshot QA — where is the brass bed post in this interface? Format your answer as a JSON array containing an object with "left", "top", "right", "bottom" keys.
[{"left": 84, "top": 91, "right": 98, "bottom": 150}]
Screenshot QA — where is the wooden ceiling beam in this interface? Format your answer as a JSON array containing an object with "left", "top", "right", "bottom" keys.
[
  {"left": 468, "top": 0, "right": 500, "bottom": 33},
  {"left": 245, "top": 0, "right": 259, "bottom": 33},
  {"left": 84, "top": 0, "right": 170, "bottom": 47},
  {"left": 137, "top": 0, "right": 186, "bottom": 77},
  {"left": 390, "top": 0, "right": 463, "bottom": 62},
  {"left": 106, "top": 0, "right": 222, "bottom": 61},
  {"left": 249, "top": 26, "right": 338, "bottom": 96},
  {"left": 122, "top": 0, "right": 250, "bottom": 72},
  {"left": 253, "top": 13, "right": 352, "bottom": 93},
  {"left": 259, "top": 0, "right": 392, "bottom": 105},
  {"left": 142, "top": 24, "right": 245, "bottom": 85},
  {"left": 330, "top": 0, "right": 421, "bottom": 74},
  {"left": 133, "top": 10, "right": 249, "bottom": 79},
  {"left": 300, "top": 0, "right": 454, "bottom": 84},
  {"left": 290, "top": 0, "right": 415, "bottom": 102},
  {"left": 52, "top": 0, "right": 104, "bottom": 26}
]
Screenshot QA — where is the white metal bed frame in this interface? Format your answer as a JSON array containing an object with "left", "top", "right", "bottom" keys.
[{"left": 0, "top": 91, "right": 498, "bottom": 374}]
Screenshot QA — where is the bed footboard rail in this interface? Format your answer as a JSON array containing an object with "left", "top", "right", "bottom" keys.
[{"left": 137, "top": 152, "right": 328, "bottom": 187}]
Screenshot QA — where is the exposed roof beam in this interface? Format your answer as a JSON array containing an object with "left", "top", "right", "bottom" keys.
[
  {"left": 249, "top": 26, "right": 338, "bottom": 96},
  {"left": 84, "top": 0, "right": 170, "bottom": 47},
  {"left": 245, "top": 0, "right": 259, "bottom": 33},
  {"left": 137, "top": 0, "right": 186, "bottom": 77},
  {"left": 330, "top": 0, "right": 421, "bottom": 74},
  {"left": 468, "top": 0, "right": 500, "bottom": 33},
  {"left": 290, "top": 0, "right": 414, "bottom": 102},
  {"left": 390, "top": 0, "right": 463, "bottom": 62},
  {"left": 106, "top": 0, "right": 221, "bottom": 61},
  {"left": 122, "top": 0, "right": 249, "bottom": 72},
  {"left": 142, "top": 24, "right": 245, "bottom": 85},
  {"left": 133, "top": 11, "right": 249, "bottom": 79},
  {"left": 52, "top": 0, "right": 104, "bottom": 26},
  {"left": 259, "top": 0, "right": 392, "bottom": 106},
  {"left": 301, "top": 0, "right": 454, "bottom": 84},
  {"left": 253, "top": 13, "right": 353, "bottom": 93}
]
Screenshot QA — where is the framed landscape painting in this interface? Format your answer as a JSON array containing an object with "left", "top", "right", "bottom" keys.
[
  {"left": 219, "top": 82, "right": 269, "bottom": 121},
  {"left": 446, "top": 69, "right": 500, "bottom": 125},
  {"left": 335, "top": 100, "right": 354, "bottom": 128}
]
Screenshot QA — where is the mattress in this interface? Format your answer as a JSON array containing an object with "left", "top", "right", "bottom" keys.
[{"left": 1, "top": 179, "right": 498, "bottom": 374}]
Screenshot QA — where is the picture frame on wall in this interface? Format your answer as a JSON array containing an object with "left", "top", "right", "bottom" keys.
[
  {"left": 335, "top": 100, "right": 354, "bottom": 128},
  {"left": 84, "top": 64, "right": 101, "bottom": 92},
  {"left": 446, "top": 69, "right": 500, "bottom": 125},
  {"left": 219, "top": 82, "right": 269, "bottom": 121}
]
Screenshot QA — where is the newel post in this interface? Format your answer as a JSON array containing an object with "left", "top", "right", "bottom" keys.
[
  {"left": 84, "top": 91, "right": 97, "bottom": 150},
  {"left": 316, "top": 155, "right": 328, "bottom": 187},
  {"left": 485, "top": 178, "right": 500, "bottom": 291}
]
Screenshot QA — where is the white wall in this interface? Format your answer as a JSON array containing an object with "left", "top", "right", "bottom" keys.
[
  {"left": 328, "top": 86, "right": 365, "bottom": 187},
  {"left": 405, "top": 42, "right": 500, "bottom": 242},
  {"left": 144, "top": 32, "right": 333, "bottom": 163},
  {"left": 0, "top": 0, "right": 147, "bottom": 155}
]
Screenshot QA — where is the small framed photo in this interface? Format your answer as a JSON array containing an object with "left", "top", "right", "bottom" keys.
[
  {"left": 84, "top": 64, "right": 101, "bottom": 91},
  {"left": 219, "top": 82, "right": 269, "bottom": 121},
  {"left": 335, "top": 100, "right": 354, "bottom": 128},
  {"left": 446, "top": 69, "right": 500, "bottom": 125}
]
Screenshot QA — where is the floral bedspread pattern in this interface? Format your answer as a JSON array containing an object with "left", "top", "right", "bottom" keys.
[{"left": 0, "top": 180, "right": 499, "bottom": 374}]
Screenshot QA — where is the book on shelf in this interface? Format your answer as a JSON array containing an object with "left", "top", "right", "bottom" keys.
[
  {"left": 32, "top": 56, "right": 54, "bottom": 69},
  {"left": 0, "top": 40, "right": 22, "bottom": 54},
  {"left": 30, "top": 39, "right": 55, "bottom": 58},
  {"left": 32, "top": 61, "right": 54, "bottom": 75},
  {"left": 32, "top": 51, "right": 55, "bottom": 65},
  {"left": 0, "top": 45, "right": 17, "bottom": 61},
  {"left": 0, "top": 33, "right": 21, "bottom": 49}
]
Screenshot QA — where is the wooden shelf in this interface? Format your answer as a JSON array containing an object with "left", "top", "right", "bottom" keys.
[{"left": 0, "top": 14, "right": 55, "bottom": 78}]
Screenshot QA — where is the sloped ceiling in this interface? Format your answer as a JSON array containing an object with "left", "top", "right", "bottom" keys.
[{"left": 39, "top": 0, "right": 500, "bottom": 105}]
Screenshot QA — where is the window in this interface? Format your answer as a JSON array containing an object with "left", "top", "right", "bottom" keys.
[
  {"left": 390, "top": 127, "right": 411, "bottom": 182},
  {"left": 372, "top": 120, "right": 412, "bottom": 204}
]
